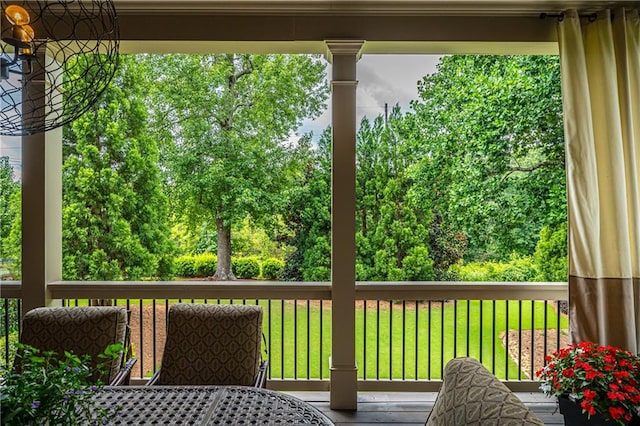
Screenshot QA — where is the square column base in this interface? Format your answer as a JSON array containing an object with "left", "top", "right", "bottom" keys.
[{"left": 329, "top": 357, "right": 358, "bottom": 410}]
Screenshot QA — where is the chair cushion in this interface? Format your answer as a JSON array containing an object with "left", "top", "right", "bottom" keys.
[
  {"left": 157, "top": 303, "right": 263, "bottom": 386},
  {"left": 425, "top": 357, "right": 544, "bottom": 426},
  {"left": 20, "top": 306, "right": 127, "bottom": 384}
]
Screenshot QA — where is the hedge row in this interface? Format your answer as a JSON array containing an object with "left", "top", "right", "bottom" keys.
[
  {"left": 449, "top": 255, "right": 538, "bottom": 282},
  {"left": 175, "top": 254, "right": 284, "bottom": 280}
]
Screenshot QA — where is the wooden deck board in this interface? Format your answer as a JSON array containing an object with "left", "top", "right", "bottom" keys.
[{"left": 289, "top": 392, "right": 564, "bottom": 425}]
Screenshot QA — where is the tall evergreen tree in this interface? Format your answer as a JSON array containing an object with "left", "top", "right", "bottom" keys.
[
  {"left": 282, "top": 129, "right": 332, "bottom": 281},
  {"left": 62, "top": 55, "right": 175, "bottom": 280},
  {"left": 355, "top": 108, "right": 435, "bottom": 281}
]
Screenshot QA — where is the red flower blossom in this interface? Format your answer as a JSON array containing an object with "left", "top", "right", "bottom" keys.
[
  {"left": 583, "top": 389, "right": 597, "bottom": 401},
  {"left": 585, "top": 371, "right": 604, "bottom": 380},
  {"left": 613, "top": 371, "right": 630, "bottom": 379},
  {"left": 608, "top": 406, "right": 626, "bottom": 420},
  {"left": 581, "top": 400, "right": 597, "bottom": 416},
  {"left": 606, "top": 391, "right": 626, "bottom": 401}
]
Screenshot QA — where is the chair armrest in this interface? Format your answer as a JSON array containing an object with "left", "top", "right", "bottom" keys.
[
  {"left": 146, "top": 369, "right": 161, "bottom": 386},
  {"left": 254, "top": 359, "right": 269, "bottom": 388},
  {"left": 109, "top": 357, "right": 138, "bottom": 386}
]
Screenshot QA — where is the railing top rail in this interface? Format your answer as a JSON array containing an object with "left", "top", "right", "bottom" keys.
[
  {"left": 47, "top": 280, "right": 333, "bottom": 300},
  {"left": 0, "top": 281, "right": 21, "bottom": 298},
  {"left": 0, "top": 280, "right": 569, "bottom": 301},
  {"left": 356, "top": 281, "right": 568, "bottom": 301}
]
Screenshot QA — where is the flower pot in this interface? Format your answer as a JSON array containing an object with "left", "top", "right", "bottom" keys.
[{"left": 558, "top": 396, "right": 640, "bottom": 425}]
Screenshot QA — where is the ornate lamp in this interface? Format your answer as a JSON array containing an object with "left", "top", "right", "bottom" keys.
[{"left": 0, "top": 0, "right": 119, "bottom": 136}]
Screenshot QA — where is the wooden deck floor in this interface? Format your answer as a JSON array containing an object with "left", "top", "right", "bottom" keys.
[{"left": 290, "top": 392, "right": 563, "bottom": 425}]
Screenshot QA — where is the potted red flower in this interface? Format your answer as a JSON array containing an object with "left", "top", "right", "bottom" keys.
[{"left": 536, "top": 341, "right": 640, "bottom": 425}]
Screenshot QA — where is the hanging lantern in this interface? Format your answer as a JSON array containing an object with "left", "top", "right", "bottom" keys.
[{"left": 1, "top": 0, "right": 119, "bottom": 136}]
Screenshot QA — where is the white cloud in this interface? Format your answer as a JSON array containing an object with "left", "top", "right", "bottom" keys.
[{"left": 297, "top": 54, "right": 442, "bottom": 139}]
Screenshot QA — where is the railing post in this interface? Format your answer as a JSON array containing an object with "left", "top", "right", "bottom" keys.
[
  {"left": 21, "top": 54, "right": 63, "bottom": 314},
  {"left": 325, "top": 40, "right": 364, "bottom": 410}
]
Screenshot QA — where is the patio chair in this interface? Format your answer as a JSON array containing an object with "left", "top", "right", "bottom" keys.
[
  {"left": 19, "top": 306, "right": 137, "bottom": 386},
  {"left": 148, "top": 303, "right": 268, "bottom": 387}
]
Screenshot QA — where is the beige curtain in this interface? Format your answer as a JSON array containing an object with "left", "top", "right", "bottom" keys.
[{"left": 558, "top": 8, "right": 640, "bottom": 353}]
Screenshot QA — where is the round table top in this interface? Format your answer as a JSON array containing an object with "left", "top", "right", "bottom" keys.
[{"left": 89, "top": 385, "right": 334, "bottom": 425}]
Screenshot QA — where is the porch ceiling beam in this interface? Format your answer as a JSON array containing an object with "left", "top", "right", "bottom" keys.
[
  {"left": 117, "top": 14, "right": 558, "bottom": 46},
  {"left": 114, "top": 0, "right": 639, "bottom": 16}
]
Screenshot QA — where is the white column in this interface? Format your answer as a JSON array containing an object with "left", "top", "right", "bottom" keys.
[
  {"left": 325, "top": 40, "right": 364, "bottom": 410},
  {"left": 21, "top": 55, "right": 63, "bottom": 313}
]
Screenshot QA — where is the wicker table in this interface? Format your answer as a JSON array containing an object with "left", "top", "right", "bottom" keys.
[{"left": 88, "top": 385, "right": 334, "bottom": 425}]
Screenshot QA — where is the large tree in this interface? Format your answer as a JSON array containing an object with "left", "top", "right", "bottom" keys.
[
  {"left": 62, "top": 55, "right": 175, "bottom": 280},
  {"left": 355, "top": 108, "right": 441, "bottom": 281},
  {"left": 408, "top": 55, "right": 565, "bottom": 260},
  {"left": 146, "top": 54, "right": 328, "bottom": 280}
]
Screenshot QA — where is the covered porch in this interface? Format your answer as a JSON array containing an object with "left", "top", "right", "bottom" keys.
[{"left": 1, "top": 0, "right": 638, "bottom": 417}]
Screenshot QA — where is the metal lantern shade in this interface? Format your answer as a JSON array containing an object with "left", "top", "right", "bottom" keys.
[{"left": 0, "top": 0, "right": 119, "bottom": 136}]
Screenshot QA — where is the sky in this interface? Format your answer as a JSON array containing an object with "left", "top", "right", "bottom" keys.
[
  {"left": 0, "top": 54, "right": 443, "bottom": 178},
  {"left": 298, "top": 54, "right": 442, "bottom": 138}
]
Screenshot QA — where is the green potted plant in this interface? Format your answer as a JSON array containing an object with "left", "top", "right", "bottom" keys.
[
  {"left": 0, "top": 343, "right": 122, "bottom": 425},
  {"left": 536, "top": 341, "right": 640, "bottom": 425}
]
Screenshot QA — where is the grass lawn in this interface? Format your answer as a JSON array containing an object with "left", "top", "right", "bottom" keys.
[{"left": 54, "top": 298, "right": 569, "bottom": 380}]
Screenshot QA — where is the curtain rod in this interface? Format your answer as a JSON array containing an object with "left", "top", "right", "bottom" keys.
[{"left": 539, "top": 12, "right": 598, "bottom": 22}]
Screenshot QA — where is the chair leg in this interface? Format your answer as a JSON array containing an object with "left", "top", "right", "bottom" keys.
[{"left": 254, "top": 360, "right": 269, "bottom": 388}]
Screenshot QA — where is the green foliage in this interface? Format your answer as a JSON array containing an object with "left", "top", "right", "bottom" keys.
[
  {"left": 356, "top": 110, "right": 436, "bottom": 281},
  {"left": 261, "top": 258, "right": 284, "bottom": 280},
  {"left": 282, "top": 130, "right": 332, "bottom": 282},
  {"left": 0, "top": 344, "right": 122, "bottom": 425},
  {"left": 232, "top": 217, "right": 293, "bottom": 261},
  {"left": 193, "top": 253, "right": 217, "bottom": 277},
  {"left": 0, "top": 157, "right": 19, "bottom": 261},
  {"left": 304, "top": 266, "right": 331, "bottom": 282},
  {"left": 408, "top": 55, "right": 566, "bottom": 260},
  {"left": 62, "top": 55, "right": 175, "bottom": 281},
  {"left": 146, "top": 53, "right": 329, "bottom": 279},
  {"left": 450, "top": 255, "right": 538, "bottom": 282},
  {"left": 0, "top": 331, "right": 18, "bottom": 370},
  {"left": 534, "top": 223, "right": 568, "bottom": 281},
  {"left": 233, "top": 257, "right": 260, "bottom": 279},
  {"left": 174, "top": 255, "right": 196, "bottom": 277},
  {"left": 402, "top": 246, "right": 434, "bottom": 281},
  {"left": 428, "top": 212, "right": 468, "bottom": 280}
]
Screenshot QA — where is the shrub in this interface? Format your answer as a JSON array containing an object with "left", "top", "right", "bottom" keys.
[
  {"left": 534, "top": 223, "right": 568, "bottom": 282},
  {"left": 233, "top": 257, "right": 260, "bottom": 279},
  {"left": 0, "top": 331, "right": 18, "bottom": 369},
  {"left": 174, "top": 255, "right": 196, "bottom": 277},
  {"left": 305, "top": 266, "right": 330, "bottom": 282},
  {"left": 402, "top": 246, "right": 435, "bottom": 281},
  {"left": 450, "top": 255, "right": 537, "bottom": 282},
  {"left": 193, "top": 253, "right": 217, "bottom": 277},
  {"left": 261, "top": 258, "right": 284, "bottom": 280}
]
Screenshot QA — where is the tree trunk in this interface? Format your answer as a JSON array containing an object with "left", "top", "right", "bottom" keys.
[{"left": 213, "top": 218, "right": 235, "bottom": 280}]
